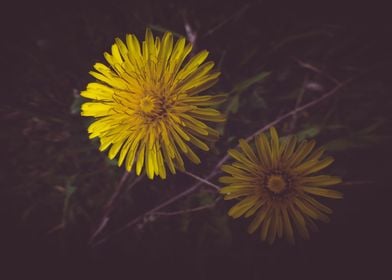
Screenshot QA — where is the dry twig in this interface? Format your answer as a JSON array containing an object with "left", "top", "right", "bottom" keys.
[
  {"left": 89, "top": 172, "right": 144, "bottom": 244},
  {"left": 155, "top": 197, "right": 221, "bottom": 217},
  {"left": 183, "top": 170, "right": 220, "bottom": 191}
]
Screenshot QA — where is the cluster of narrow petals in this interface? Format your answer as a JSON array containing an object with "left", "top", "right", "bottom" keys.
[
  {"left": 219, "top": 127, "right": 343, "bottom": 244},
  {"left": 80, "top": 27, "right": 347, "bottom": 246},
  {"left": 81, "top": 29, "right": 226, "bottom": 179}
]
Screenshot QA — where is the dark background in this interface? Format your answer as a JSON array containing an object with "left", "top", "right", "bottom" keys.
[{"left": 1, "top": 0, "right": 391, "bottom": 279}]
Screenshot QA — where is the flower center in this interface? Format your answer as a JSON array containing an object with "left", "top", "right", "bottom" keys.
[
  {"left": 266, "top": 175, "right": 287, "bottom": 194},
  {"left": 138, "top": 94, "right": 174, "bottom": 122},
  {"left": 139, "top": 96, "right": 157, "bottom": 114}
]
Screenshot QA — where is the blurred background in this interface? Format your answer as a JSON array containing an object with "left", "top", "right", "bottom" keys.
[{"left": 1, "top": 0, "right": 391, "bottom": 278}]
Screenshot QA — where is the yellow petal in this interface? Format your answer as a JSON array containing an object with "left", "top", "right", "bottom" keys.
[
  {"left": 255, "top": 133, "right": 272, "bottom": 168},
  {"left": 239, "top": 139, "right": 258, "bottom": 163},
  {"left": 81, "top": 102, "right": 113, "bottom": 117},
  {"left": 301, "top": 193, "right": 332, "bottom": 214},
  {"left": 260, "top": 215, "right": 272, "bottom": 241},
  {"left": 299, "top": 175, "right": 342, "bottom": 187},
  {"left": 269, "top": 127, "right": 280, "bottom": 167},
  {"left": 281, "top": 206, "right": 295, "bottom": 244},
  {"left": 288, "top": 204, "right": 310, "bottom": 239},
  {"left": 302, "top": 187, "right": 343, "bottom": 199},
  {"left": 136, "top": 143, "right": 146, "bottom": 175},
  {"left": 247, "top": 205, "right": 271, "bottom": 234},
  {"left": 244, "top": 199, "right": 266, "bottom": 218},
  {"left": 228, "top": 196, "right": 258, "bottom": 219},
  {"left": 293, "top": 197, "right": 330, "bottom": 222},
  {"left": 281, "top": 136, "right": 297, "bottom": 162},
  {"left": 288, "top": 140, "right": 315, "bottom": 168},
  {"left": 302, "top": 156, "right": 334, "bottom": 175},
  {"left": 267, "top": 210, "right": 278, "bottom": 244}
]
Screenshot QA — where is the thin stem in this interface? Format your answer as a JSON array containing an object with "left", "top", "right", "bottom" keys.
[
  {"left": 215, "top": 78, "right": 353, "bottom": 170},
  {"left": 183, "top": 170, "right": 221, "bottom": 191},
  {"left": 91, "top": 172, "right": 216, "bottom": 247},
  {"left": 292, "top": 56, "right": 341, "bottom": 86},
  {"left": 89, "top": 172, "right": 143, "bottom": 244},
  {"left": 203, "top": 4, "right": 250, "bottom": 37},
  {"left": 155, "top": 197, "right": 221, "bottom": 216},
  {"left": 340, "top": 180, "right": 374, "bottom": 186},
  {"left": 288, "top": 75, "right": 308, "bottom": 132}
]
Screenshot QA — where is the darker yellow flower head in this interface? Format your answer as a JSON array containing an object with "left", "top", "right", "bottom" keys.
[
  {"left": 81, "top": 29, "right": 225, "bottom": 179},
  {"left": 219, "top": 127, "right": 342, "bottom": 244}
]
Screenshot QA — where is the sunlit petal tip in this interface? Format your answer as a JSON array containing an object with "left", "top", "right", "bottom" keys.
[{"left": 269, "top": 126, "right": 279, "bottom": 139}]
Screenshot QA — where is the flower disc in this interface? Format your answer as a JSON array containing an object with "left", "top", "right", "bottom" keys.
[
  {"left": 81, "top": 29, "right": 226, "bottom": 179},
  {"left": 219, "top": 127, "right": 343, "bottom": 243}
]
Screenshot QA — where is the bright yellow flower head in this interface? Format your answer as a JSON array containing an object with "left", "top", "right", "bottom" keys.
[
  {"left": 219, "top": 127, "right": 343, "bottom": 244},
  {"left": 81, "top": 29, "right": 226, "bottom": 179}
]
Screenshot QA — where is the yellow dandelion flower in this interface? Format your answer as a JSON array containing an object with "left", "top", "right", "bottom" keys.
[
  {"left": 81, "top": 29, "right": 226, "bottom": 179},
  {"left": 219, "top": 127, "right": 342, "bottom": 244}
]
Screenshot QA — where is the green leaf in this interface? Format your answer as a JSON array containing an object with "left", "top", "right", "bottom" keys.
[
  {"left": 296, "top": 126, "right": 321, "bottom": 140},
  {"left": 226, "top": 71, "right": 270, "bottom": 114},
  {"left": 149, "top": 25, "right": 183, "bottom": 38},
  {"left": 179, "top": 215, "right": 191, "bottom": 233},
  {"left": 272, "top": 30, "right": 331, "bottom": 51},
  {"left": 249, "top": 90, "right": 267, "bottom": 109},
  {"left": 65, "top": 184, "right": 76, "bottom": 197},
  {"left": 197, "top": 192, "right": 215, "bottom": 205},
  {"left": 230, "top": 71, "right": 270, "bottom": 95},
  {"left": 105, "top": 157, "right": 118, "bottom": 166},
  {"left": 63, "top": 180, "right": 77, "bottom": 224},
  {"left": 358, "top": 120, "right": 385, "bottom": 135},
  {"left": 70, "top": 93, "right": 83, "bottom": 115},
  {"left": 226, "top": 94, "right": 240, "bottom": 114},
  {"left": 324, "top": 138, "right": 356, "bottom": 151}
]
